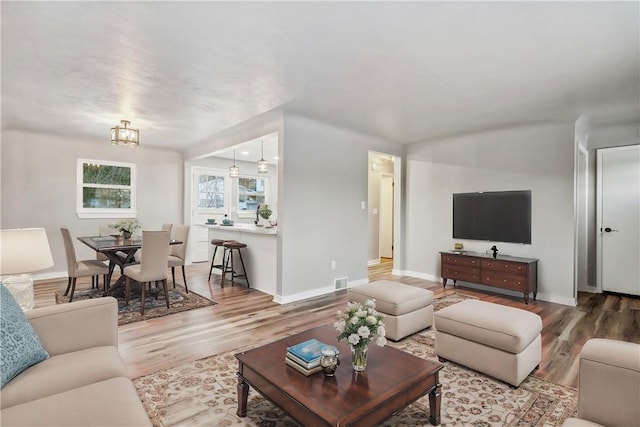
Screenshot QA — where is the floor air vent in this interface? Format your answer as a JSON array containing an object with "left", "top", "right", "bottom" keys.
[{"left": 334, "top": 277, "right": 348, "bottom": 290}]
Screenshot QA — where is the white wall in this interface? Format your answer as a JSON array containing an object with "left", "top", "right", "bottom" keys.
[
  {"left": 278, "top": 114, "right": 403, "bottom": 302},
  {"left": 404, "top": 123, "right": 576, "bottom": 305},
  {"left": 1, "top": 130, "right": 184, "bottom": 278}
]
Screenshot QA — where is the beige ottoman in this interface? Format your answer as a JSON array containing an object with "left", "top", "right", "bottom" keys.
[
  {"left": 347, "top": 281, "right": 434, "bottom": 341},
  {"left": 434, "top": 300, "right": 542, "bottom": 387}
]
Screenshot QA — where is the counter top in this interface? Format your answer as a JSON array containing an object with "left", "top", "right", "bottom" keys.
[{"left": 197, "top": 223, "right": 277, "bottom": 235}]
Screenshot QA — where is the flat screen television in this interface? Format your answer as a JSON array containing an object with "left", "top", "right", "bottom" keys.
[{"left": 453, "top": 190, "right": 531, "bottom": 244}]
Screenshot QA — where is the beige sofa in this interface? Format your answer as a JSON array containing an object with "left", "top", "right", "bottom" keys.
[
  {"left": 562, "top": 338, "right": 640, "bottom": 427},
  {"left": 0, "top": 297, "right": 151, "bottom": 426}
]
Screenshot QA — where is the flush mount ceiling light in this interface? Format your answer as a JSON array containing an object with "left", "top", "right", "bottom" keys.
[
  {"left": 229, "top": 149, "right": 240, "bottom": 178},
  {"left": 111, "top": 120, "right": 139, "bottom": 147},
  {"left": 257, "top": 140, "right": 268, "bottom": 174}
]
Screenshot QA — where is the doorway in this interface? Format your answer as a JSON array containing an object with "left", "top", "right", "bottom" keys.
[
  {"left": 596, "top": 145, "right": 640, "bottom": 296},
  {"left": 368, "top": 152, "right": 398, "bottom": 267}
]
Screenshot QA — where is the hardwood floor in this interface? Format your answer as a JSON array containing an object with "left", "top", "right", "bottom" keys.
[{"left": 33, "top": 258, "right": 640, "bottom": 388}]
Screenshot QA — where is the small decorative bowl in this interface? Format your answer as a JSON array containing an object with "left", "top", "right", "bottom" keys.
[{"left": 207, "top": 219, "right": 216, "bottom": 224}]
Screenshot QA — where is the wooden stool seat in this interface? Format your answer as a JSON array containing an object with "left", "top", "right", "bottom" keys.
[{"left": 221, "top": 241, "right": 250, "bottom": 288}]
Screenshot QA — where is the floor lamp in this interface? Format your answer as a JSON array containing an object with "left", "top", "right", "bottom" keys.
[{"left": 0, "top": 228, "right": 54, "bottom": 310}]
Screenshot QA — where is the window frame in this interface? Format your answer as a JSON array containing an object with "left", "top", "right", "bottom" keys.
[
  {"left": 76, "top": 158, "right": 137, "bottom": 219},
  {"left": 236, "top": 174, "right": 268, "bottom": 218},
  {"left": 194, "top": 168, "right": 227, "bottom": 214}
]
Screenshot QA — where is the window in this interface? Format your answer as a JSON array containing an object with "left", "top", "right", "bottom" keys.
[
  {"left": 197, "top": 173, "right": 225, "bottom": 210},
  {"left": 77, "top": 159, "right": 136, "bottom": 218},
  {"left": 237, "top": 176, "right": 267, "bottom": 217}
]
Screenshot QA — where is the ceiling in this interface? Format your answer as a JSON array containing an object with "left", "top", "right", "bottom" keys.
[{"left": 2, "top": 2, "right": 638, "bottom": 156}]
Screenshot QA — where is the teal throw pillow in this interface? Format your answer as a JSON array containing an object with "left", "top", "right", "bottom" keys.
[{"left": 1, "top": 285, "right": 49, "bottom": 387}]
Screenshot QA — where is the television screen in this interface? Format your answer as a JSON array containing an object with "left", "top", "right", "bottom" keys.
[{"left": 453, "top": 191, "right": 531, "bottom": 244}]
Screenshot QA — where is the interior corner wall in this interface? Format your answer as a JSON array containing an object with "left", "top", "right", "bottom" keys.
[
  {"left": 279, "top": 114, "right": 402, "bottom": 302},
  {"left": 0, "top": 130, "right": 184, "bottom": 277},
  {"left": 404, "top": 123, "right": 576, "bottom": 305}
]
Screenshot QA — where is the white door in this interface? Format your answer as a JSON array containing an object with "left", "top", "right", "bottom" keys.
[
  {"left": 189, "top": 167, "right": 228, "bottom": 263},
  {"left": 597, "top": 145, "right": 640, "bottom": 295},
  {"left": 379, "top": 175, "right": 394, "bottom": 259}
]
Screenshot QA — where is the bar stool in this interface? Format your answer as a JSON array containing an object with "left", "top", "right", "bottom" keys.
[
  {"left": 221, "top": 241, "right": 251, "bottom": 288},
  {"left": 208, "top": 239, "right": 229, "bottom": 281}
]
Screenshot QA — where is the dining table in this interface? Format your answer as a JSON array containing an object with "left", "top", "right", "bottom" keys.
[{"left": 77, "top": 235, "right": 182, "bottom": 296}]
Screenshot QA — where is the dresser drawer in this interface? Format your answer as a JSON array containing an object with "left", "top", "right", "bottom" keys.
[
  {"left": 481, "top": 272, "right": 527, "bottom": 291},
  {"left": 442, "top": 265, "right": 481, "bottom": 279},
  {"left": 441, "top": 255, "right": 481, "bottom": 268},
  {"left": 481, "top": 259, "right": 528, "bottom": 276}
]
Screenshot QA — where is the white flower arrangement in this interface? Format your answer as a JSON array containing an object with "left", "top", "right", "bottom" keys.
[
  {"left": 111, "top": 219, "right": 141, "bottom": 234},
  {"left": 334, "top": 299, "right": 387, "bottom": 350}
]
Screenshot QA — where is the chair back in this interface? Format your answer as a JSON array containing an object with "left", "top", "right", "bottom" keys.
[
  {"left": 140, "top": 230, "right": 171, "bottom": 278},
  {"left": 60, "top": 228, "right": 78, "bottom": 275},
  {"left": 169, "top": 225, "right": 190, "bottom": 261},
  {"left": 161, "top": 223, "right": 173, "bottom": 236}
]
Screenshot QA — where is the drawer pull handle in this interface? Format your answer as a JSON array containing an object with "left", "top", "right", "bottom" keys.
[
  {"left": 504, "top": 264, "right": 508, "bottom": 268},
  {"left": 504, "top": 279, "right": 507, "bottom": 283}
]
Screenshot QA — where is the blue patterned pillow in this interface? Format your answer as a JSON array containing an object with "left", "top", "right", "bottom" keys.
[{"left": 1, "top": 285, "right": 49, "bottom": 387}]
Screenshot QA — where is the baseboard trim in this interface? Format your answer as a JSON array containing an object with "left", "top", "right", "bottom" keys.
[{"left": 368, "top": 259, "right": 380, "bottom": 266}]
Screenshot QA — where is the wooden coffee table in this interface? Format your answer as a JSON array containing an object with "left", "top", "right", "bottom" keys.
[{"left": 235, "top": 325, "right": 443, "bottom": 426}]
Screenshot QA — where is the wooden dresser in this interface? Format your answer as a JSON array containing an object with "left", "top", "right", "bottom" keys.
[{"left": 440, "top": 251, "right": 538, "bottom": 304}]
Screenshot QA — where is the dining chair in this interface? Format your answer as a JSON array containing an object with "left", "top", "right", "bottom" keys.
[
  {"left": 122, "top": 230, "right": 171, "bottom": 315},
  {"left": 60, "top": 228, "right": 110, "bottom": 302},
  {"left": 162, "top": 223, "right": 173, "bottom": 234},
  {"left": 167, "top": 225, "right": 190, "bottom": 293}
]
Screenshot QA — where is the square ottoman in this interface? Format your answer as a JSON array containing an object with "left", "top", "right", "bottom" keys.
[
  {"left": 434, "top": 299, "right": 542, "bottom": 387},
  {"left": 347, "top": 281, "right": 434, "bottom": 341}
]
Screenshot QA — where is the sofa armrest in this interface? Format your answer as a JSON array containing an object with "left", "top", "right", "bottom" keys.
[
  {"left": 25, "top": 297, "right": 119, "bottom": 357},
  {"left": 576, "top": 338, "right": 640, "bottom": 427}
]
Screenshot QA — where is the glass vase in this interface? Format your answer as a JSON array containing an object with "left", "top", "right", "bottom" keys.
[{"left": 350, "top": 344, "right": 368, "bottom": 371}]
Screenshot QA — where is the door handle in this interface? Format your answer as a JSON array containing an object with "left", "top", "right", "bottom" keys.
[{"left": 603, "top": 227, "right": 618, "bottom": 233}]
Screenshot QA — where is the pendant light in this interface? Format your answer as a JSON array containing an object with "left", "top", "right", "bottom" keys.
[
  {"left": 111, "top": 120, "right": 139, "bottom": 147},
  {"left": 229, "top": 149, "right": 239, "bottom": 178},
  {"left": 257, "top": 140, "right": 268, "bottom": 174}
]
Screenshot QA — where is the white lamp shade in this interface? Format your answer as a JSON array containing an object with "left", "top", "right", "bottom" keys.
[{"left": 0, "top": 228, "right": 54, "bottom": 275}]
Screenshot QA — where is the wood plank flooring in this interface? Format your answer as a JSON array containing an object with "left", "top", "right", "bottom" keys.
[{"left": 33, "top": 258, "right": 640, "bottom": 388}]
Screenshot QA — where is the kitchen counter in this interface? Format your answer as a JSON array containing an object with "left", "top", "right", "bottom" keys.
[
  {"left": 199, "top": 223, "right": 277, "bottom": 235},
  {"left": 196, "top": 223, "right": 277, "bottom": 296}
]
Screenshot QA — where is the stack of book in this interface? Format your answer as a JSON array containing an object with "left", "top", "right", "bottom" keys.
[{"left": 285, "top": 338, "right": 335, "bottom": 376}]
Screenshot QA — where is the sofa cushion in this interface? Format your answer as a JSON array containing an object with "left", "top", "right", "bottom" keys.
[
  {"left": 0, "top": 345, "right": 129, "bottom": 409},
  {"left": 434, "top": 300, "right": 542, "bottom": 354},
  {"left": 348, "top": 281, "right": 434, "bottom": 316},
  {"left": 0, "top": 286, "right": 49, "bottom": 387},
  {"left": 0, "top": 377, "right": 152, "bottom": 426}
]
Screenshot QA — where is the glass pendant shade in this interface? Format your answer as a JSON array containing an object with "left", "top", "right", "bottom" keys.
[
  {"left": 257, "top": 141, "right": 268, "bottom": 174},
  {"left": 111, "top": 120, "right": 139, "bottom": 147},
  {"left": 229, "top": 149, "right": 240, "bottom": 177}
]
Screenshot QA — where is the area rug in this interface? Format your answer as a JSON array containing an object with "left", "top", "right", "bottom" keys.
[
  {"left": 55, "top": 284, "right": 215, "bottom": 325},
  {"left": 133, "top": 293, "right": 577, "bottom": 426}
]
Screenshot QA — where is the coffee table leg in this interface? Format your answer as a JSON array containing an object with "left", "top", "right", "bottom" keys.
[
  {"left": 236, "top": 373, "right": 249, "bottom": 417},
  {"left": 428, "top": 382, "right": 442, "bottom": 425}
]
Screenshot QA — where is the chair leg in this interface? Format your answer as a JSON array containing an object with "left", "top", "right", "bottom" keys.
[
  {"left": 69, "top": 277, "right": 77, "bottom": 302},
  {"left": 64, "top": 277, "right": 72, "bottom": 296},
  {"left": 237, "top": 249, "right": 250, "bottom": 289},
  {"left": 171, "top": 267, "right": 176, "bottom": 289},
  {"left": 221, "top": 248, "right": 231, "bottom": 288},
  {"left": 125, "top": 276, "right": 131, "bottom": 305},
  {"left": 181, "top": 265, "right": 188, "bottom": 293},
  {"left": 208, "top": 246, "right": 219, "bottom": 281},
  {"left": 162, "top": 279, "right": 170, "bottom": 309},
  {"left": 92, "top": 276, "right": 95, "bottom": 289},
  {"left": 140, "top": 281, "right": 147, "bottom": 315},
  {"left": 103, "top": 274, "right": 107, "bottom": 291}
]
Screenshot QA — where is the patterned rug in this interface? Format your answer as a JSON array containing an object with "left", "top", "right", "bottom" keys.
[
  {"left": 133, "top": 294, "right": 577, "bottom": 426},
  {"left": 55, "top": 283, "right": 215, "bottom": 325}
]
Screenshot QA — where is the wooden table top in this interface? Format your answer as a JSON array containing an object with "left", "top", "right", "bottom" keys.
[{"left": 235, "top": 324, "right": 443, "bottom": 427}]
